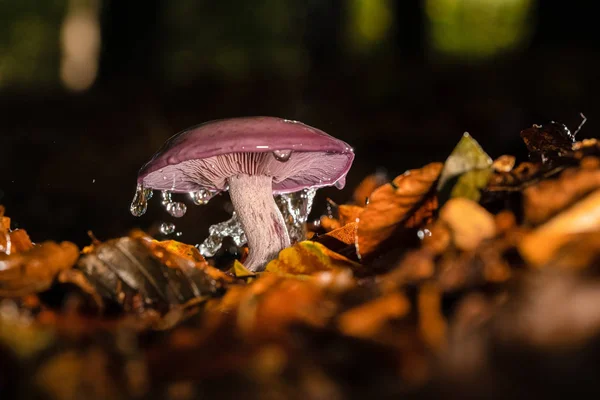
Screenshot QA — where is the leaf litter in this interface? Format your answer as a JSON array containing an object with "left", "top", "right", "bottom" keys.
[{"left": 4, "top": 120, "right": 600, "bottom": 399}]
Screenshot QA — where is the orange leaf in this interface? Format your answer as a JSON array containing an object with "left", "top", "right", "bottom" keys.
[
  {"left": 319, "top": 216, "right": 342, "bottom": 232},
  {"left": 352, "top": 171, "right": 388, "bottom": 205},
  {"left": 0, "top": 241, "right": 80, "bottom": 296},
  {"left": 337, "top": 292, "right": 410, "bottom": 339},
  {"left": 316, "top": 222, "right": 357, "bottom": 247},
  {"left": 338, "top": 205, "right": 364, "bottom": 226},
  {"left": 9, "top": 229, "right": 34, "bottom": 253},
  {"left": 153, "top": 239, "right": 205, "bottom": 263},
  {"left": 356, "top": 162, "right": 443, "bottom": 257}
]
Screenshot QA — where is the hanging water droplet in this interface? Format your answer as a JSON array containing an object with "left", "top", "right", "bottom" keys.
[
  {"left": 167, "top": 201, "right": 187, "bottom": 218},
  {"left": 161, "top": 190, "right": 172, "bottom": 206},
  {"left": 273, "top": 149, "right": 292, "bottom": 162},
  {"left": 334, "top": 178, "right": 345, "bottom": 189},
  {"left": 189, "top": 188, "right": 214, "bottom": 205},
  {"left": 130, "top": 183, "right": 151, "bottom": 217},
  {"left": 159, "top": 222, "right": 176, "bottom": 235}
]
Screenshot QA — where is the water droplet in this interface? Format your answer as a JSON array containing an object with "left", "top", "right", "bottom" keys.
[
  {"left": 175, "top": 232, "right": 183, "bottom": 237},
  {"left": 130, "top": 183, "right": 151, "bottom": 217},
  {"left": 159, "top": 222, "right": 176, "bottom": 235},
  {"left": 161, "top": 190, "right": 172, "bottom": 206},
  {"left": 92, "top": 179, "right": 96, "bottom": 183},
  {"left": 167, "top": 201, "right": 187, "bottom": 218},
  {"left": 417, "top": 228, "right": 432, "bottom": 240},
  {"left": 273, "top": 149, "right": 292, "bottom": 162},
  {"left": 274, "top": 187, "right": 317, "bottom": 244},
  {"left": 189, "top": 189, "right": 214, "bottom": 205},
  {"left": 197, "top": 212, "right": 247, "bottom": 257}
]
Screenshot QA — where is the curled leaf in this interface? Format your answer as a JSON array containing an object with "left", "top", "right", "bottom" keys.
[
  {"left": 352, "top": 170, "right": 388, "bottom": 205},
  {"left": 520, "top": 122, "right": 575, "bottom": 163},
  {"left": 356, "top": 162, "right": 443, "bottom": 257},
  {"left": 77, "top": 233, "right": 228, "bottom": 313}
]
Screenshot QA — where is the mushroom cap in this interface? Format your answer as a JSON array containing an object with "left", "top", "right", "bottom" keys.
[{"left": 137, "top": 116, "right": 354, "bottom": 194}]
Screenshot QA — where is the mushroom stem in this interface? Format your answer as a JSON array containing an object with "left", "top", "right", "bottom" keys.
[{"left": 227, "top": 174, "right": 290, "bottom": 272}]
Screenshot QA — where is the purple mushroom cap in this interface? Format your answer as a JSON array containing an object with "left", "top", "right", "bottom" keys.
[{"left": 137, "top": 116, "right": 354, "bottom": 194}]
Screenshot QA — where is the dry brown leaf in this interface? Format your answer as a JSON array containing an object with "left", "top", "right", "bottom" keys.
[
  {"left": 314, "top": 222, "right": 357, "bottom": 252},
  {"left": 338, "top": 205, "right": 364, "bottom": 226},
  {"left": 337, "top": 292, "right": 410, "bottom": 339},
  {"left": 319, "top": 216, "right": 342, "bottom": 232},
  {"left": 439, "top": 198, "right": 496, "bottom": 251},
  {"left": 524, "top": 165, "right": 600, "bottom": 225},
  {"left": 0, "top": 241, "right": 79, "bottom": 297},
  {"left": 356, "top": 162, "right": 443, "bottom": 257},
  {"left": 352, "top": 171, "right": 388, "bottom": 205},
  {"left": 520, "top": 189, "right": 600, "bottom": 266}
]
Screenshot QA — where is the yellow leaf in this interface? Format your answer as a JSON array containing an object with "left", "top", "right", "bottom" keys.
[
  {"left": 232, "top": 260, "right": 256, "bottom": 278},
  {"left": 265, "top": 241, "right": 359, "bottom": 275}
]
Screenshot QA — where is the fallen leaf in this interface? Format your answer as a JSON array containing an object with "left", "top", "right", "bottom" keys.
[
  {"left": 57, "top": 269, "right": 105, "bottom": 311},
  {"left": 338, "top": 205, "right": 364, "bottom": 226},
  {"left": 356, "top": 162, "right": 443, "bottom": 257},
  {"left": 314, "top": 222, "right": 357, "bottom": 250},
  {"left": 319, "top": 216, "right": 342, "bottom": 232},
  {"left": 152, "top": 240, "right": 205, "bottom": 263},
  {"left": 352, "top": 170, "right": 388, "bottom": 205},
  {"left": 519, "top": 189, "right": 600, "bottom": 265},
  {"left": 439, "top": 198, "right": 496, "bottom": 251},
  {"left": 523, "top": 165, "right": 600, "bottom": 225},
  {"left": 265, "top": 241, "right": 359, "bottom": 275},
  {"left": 520, "top": 121, "right": 575, "bottom": 163},
  {"left": 77, "top": 233, "right": 228, "bottom": 313},
  {"left": 232, "top": 260, "right": 256, "bottom": 278},
  {"left": 437, "top": 133, "right": 493, "bottom": 204},
  {"left": 337, "top": 292, "right": 410, "bottom": 339},
  {"left": 0, "top": 241, "right": 79, "bottom": 297}
]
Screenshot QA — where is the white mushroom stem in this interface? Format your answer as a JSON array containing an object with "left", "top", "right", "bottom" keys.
[{"left": 227, "top": 174, "right": 290, "bottom": 272}]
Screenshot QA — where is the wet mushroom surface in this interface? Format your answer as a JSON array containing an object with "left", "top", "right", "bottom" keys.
[{"left": 132, "top": 116, "right": 354, "bottom": 272}]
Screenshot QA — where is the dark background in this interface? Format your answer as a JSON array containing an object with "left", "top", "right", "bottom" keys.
[{"left": 0, "top": 0, "right": 598, "bottom": 247}]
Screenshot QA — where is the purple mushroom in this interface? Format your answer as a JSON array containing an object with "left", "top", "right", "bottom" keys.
[{"left": 134, "top": 116, "right": 354, "bottom": 271}]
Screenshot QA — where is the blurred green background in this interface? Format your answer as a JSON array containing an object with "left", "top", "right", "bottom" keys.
[{"left": 0, "top": 0, "right": 598, "bottom": 246}]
